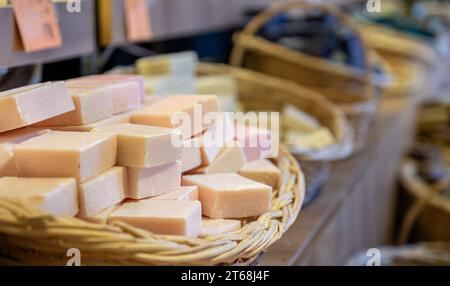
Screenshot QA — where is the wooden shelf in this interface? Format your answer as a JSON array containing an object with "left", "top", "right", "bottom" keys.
[{"left": 0, "top": 0, "right": 96, "bottom": 68}]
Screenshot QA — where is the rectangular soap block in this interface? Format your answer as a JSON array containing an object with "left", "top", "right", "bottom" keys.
[
  {"left": 131, "top": 95, "right": 219, "bottom": 139},
  {"left": 67, "top": 81, "right": 141, "bottom": 114},
  {"left": 191, "top": 143, "right": 247, "bottom": 175},
  {"left": 127, "top": 161, "right": 181, "bottom": 199},
  {"left": 182, "top": 173, "right": 272, "bottom": 219},
  {"left": 136, "top": 51, "right": 198, "bottom": 76},
  {"left": 93, "top": 123, "right": 182, "bottom": 168},
  {"left": 181, "top": 137, "right": 202, "bottom": 173},
  {"left": 200, "top": 113, "right": 235, "bottom": 165},
  {"left": 235, "top": 125, "right": 279, "bottom": 161},
  {"left": 239, "top": 159, "right": 281, "bottom": 189},
  {"left": 47, "top": 111, "right": 134, "bottom": 132},
  {"left": 14, "top": 131, "right": 117, "bottom": 182},
  {"left": 0, "top": 82, "right": 75, "bottom": 132},
  {"left": 151, "top": 186, "right": 198, "bottom": 201},
  {"left": 201, "top": 218, "right": 241, "bottom": 236},
  {"left": 79, "top": 204, "right": 120, "bottom": 224},
  {"left": 78, "top": 167, "right": 127, "bottom": 217},
  {"left": 37, "top": 85, "right": 114, "bottom": 126},
  {"left": 284, "top": 127, "right": 335, "bottom": 150},
  {"left": 109, "top": 199, "right": 202, "bottom": 237},
  {"left": 282, "top": 104, "right": 320, "bottom": 132},
  {"left": 0, "top": 128, "right": 49, "bottom": 177},
  {"left": 0, "top": 177, "right": 78, "bottom": 216}
]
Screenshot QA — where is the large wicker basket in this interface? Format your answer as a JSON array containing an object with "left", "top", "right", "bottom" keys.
[
  {"left": 197, "top": 62, "right": 352, "bottom": 205},
  {"left": 0, "top": 147, "right": 304, "bottom": 266},
  {"left": 230, "top": 1, "right": 380, "bottom": 153}
]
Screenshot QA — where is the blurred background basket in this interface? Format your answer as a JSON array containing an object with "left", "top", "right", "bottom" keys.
[
  {"left": 197, "top": 62, "right": 352, "bottom": 206},
  {"left": 230, "top": 1, "right": 382, "bottom": 154},
  {"left": 0, "top": 147, "right": 304, "bottom": 266}
]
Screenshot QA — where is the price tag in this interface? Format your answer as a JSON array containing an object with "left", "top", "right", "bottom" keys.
[
  {"left": 124, "top": 0, "right": 153, "bottom": 42},
  {"left": 11, "top": 0, "right": 63, "bottom": 52}
]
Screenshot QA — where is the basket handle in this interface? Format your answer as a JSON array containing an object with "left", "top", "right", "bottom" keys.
[{"left": 230, "top": 0, "right": 376, "bottom": 99}]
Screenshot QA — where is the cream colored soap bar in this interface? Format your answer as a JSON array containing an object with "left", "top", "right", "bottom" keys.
[
  {"left": 38, "top": 85, "right": 114, "bottom": 126},
  {"left": 79, "top": 204, "right": 120, "bottom": 224},
  {"left": 152, "top": 186, "right": 198, "bottom": 201},
  {"left": 127, "top": 161, "right": 181, "bottom": 199},
  {"left": 181, "top": 138, "right": 202, "bottom": 173},
  {"left": 285, "top": 127, "right": 335, "bottom": 149},
  {"left": 239, "top": 159, "right": 281, "bottom": 189},
  {"left": 0, "top": 128, "right": 49, "bottom": 177},
  {"left": 48, "top": 111, "right": 133, "bottom": 132},
  {"left": 191, "top": 143, "right": 247, "bottom": 174},
  {"left": 14, "top": 131, "right": 117, "bottom": 182},
  {"left": 0, "top": 82, "right": 75, "bottom": 132},
  {"left": 109, "top": 199, "right": 202, "bottom": 237},
  {"left": 136, "top": 51, "right": 198, "bottom": 76},
  {"left": 201, "top": 218, "right": 241, "bottom": 236},
  {"left": 182, "top": 173, "right": 272, "bottom": 219},
  {"left": 78, "top": 167, "right": 127, "bottom": 217},
  {"left": 131, "top": 95, "right": 219, "bottom": 139},
  {"left": 0, "top": 177, "right": 78, "bottom": 216},
  {"left": 200, "top": 113, "right": 235, "bottom": 165},
  {"left": 93, "top": 123, "right": 182, "bottom": 168},
  {"left": 282, "top": 104, "right": 320, "bottom": 132}
]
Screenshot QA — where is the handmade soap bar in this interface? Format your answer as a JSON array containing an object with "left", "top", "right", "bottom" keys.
[
  {"left": 182, "top": 173, "right": 272, "bottom": 219},
  {"left": 235, "top": 125, "right": 278, "bottom": 161},
  {"left": 78, "top": 167, "right": 127, "bottom": 217},
  {"left": 282, "top": 104, "right": 320, "bottom": 132},
  {"left": 109, "top": 199, "right": 202, "bottom": 237},
  {"left": 93, "top": 123, "right": 182, "bottom": 168},
  {"left": 0, "top": 82, "right": 74, "bottom": 132},
  {"left": 14, "top": 131, "right": 117, "bottom": 182},
  {"left": 152, "top": 186, "right": 198, "bottom": 201},
  {"left": 285, "top": 127, "right": 335, "bottom": 150},
  {"left": 0, "top": 128, "right": 49, "bottom": 177},
  {"left": 191, "top": 143, "right": 247, "bottom": 174},
  {"left": 200, "top": 113, "right": 235, "bottom": 165},
  {"left": 131, "top": 95, "right": 219, "bottom": 139},
  {"left": 201, "top": 218, "right": 241, "bottom": 236},
  {"left": 127, "top": 161, "right": 181, "bottom": 199},
  {"left": 67, "top": 81, "right": 141, "bottom": 114},
  {"left": 79, "top": 204, "right": 120, "bottom": 224},
  {"left": 136, "top": 51, "right": 198, "bottom": 75},
  {"left": 37, "top": 85, "right": 113, "bottom": 126},
  {"left": 239, "top": 159, "right": 281, "bottom": 189},
  {"left": 48, "top": 111, "right": 133, "bottom": 132},
  {"left": 69, "top": 74, "right": 146, "bottom": 101},
  {"left": 0, "top": 177, "right": 78, "bottom": 216},
  {"left": 181, "top": 137, "right": 202, "bottom": 173}
]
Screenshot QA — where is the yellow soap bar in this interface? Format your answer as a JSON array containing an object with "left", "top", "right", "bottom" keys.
[
  {"left": 131, "top": 95, "right": 219, "bottom": 139},
  {"left": 109, "top": 199, "right": 202, "bottom": 237},
  {"left": 285, "top": 127, "right": 335, "bottom": 150},
  {"left": 78, "top": 167, "right": 127, "bottom": 217},
  {"left": 93, "top": 123, "right": 182, "bottom": 168},
  {"left": 201, "top": 218, "right": 241, "bottom": 236},
  {"left": 0, "top": 177, "right": 78, "bottom": 216},
  {"left": 239, "top": 159, "right": 281, "bottom": 189},
  {"left": 282, "top": 104, "right": 320, "bottom": 133},
  {"left": 14, "top": 131, "right": 117, "bottom": 182},
  {"left": 182, "top": 173, "right": 272, "bottom": 219},
  {"left": 0, "top": 82, "right": 75, "bottom": 132},
  {"left": 127, "top": 161, "right": 181, "bottom": 199}
]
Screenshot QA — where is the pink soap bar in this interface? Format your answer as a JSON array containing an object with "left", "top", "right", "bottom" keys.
[
  {"left": 235, "top": 125, "right": 278, "bottom": 161},
  {"left": 67, "top": 81, "right": 141, "bottom": 114},
  {"left": 151, "top": 186, "right": 198, "bottom": 201},
  {"left": 131, "top": 95, "right": 219, "bottom": 139},
  {"left": 181, "top": 137, "right": 202, "bottom": 173},
  {"left": 200, "top": 112, "right": 235, "bottom": 165},
  {"left": 70, "top": 74, "right": 146, "bottom": 101},
  {"left": 109, "top": 199, "right": 202, "bottom": 237},
  {"left": 127, "top": 161, "right": 181, "bottom": 199},
  {"left": 182, "top": 173, "right": 272, "bottom": 219}
]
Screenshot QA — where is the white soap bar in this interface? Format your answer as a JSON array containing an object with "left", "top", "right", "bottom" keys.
[
  {"left": 201, "top": 218, "right": 241, "bottom": 236},
  {"left": 78, "top": 167, "right": 127, "bottom": 217},
  {"left": 0, "top": 177, "right": 78, "bottom": 216},
  {"left": 109, "top": 199, "right": 202, "bottom": 237}
]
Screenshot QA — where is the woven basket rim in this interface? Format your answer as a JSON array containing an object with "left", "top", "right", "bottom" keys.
[
  {"left": 197, "top": 62, "right": 354, "bottom": 162},
  {"left": 0, "top": 147, "right": 304, "bottom": 266}
]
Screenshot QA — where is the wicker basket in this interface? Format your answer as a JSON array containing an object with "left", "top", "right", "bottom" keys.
[
  {"left": 230, "top": 1, "right": 380, "bottom": 154},
  {"left": 360, "top": 23, "right": 439, "bottom": 98},
  {"left": 197, "top": 62, "right": 352, "bottom": 205},
  {"left": 0, "top": 147, "right": 304, "bottom": 266},
  {"left": 398, "top": 160, "right": 450, "bottom": 244}
]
